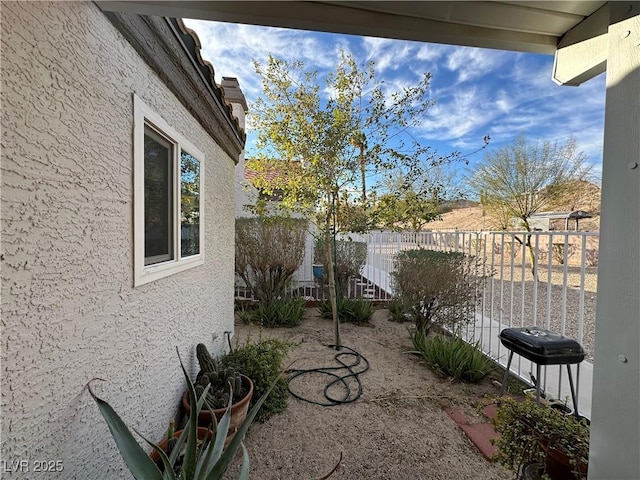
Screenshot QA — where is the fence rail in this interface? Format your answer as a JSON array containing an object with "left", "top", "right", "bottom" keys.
[{"left": 235, "top": 228, "right": 599, "bottom": 417}]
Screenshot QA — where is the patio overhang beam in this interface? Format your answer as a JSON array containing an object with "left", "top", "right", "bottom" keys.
[
  {"left": 97, "top": 0, "right": 562, "bottom": 54},
  {"left": 553, "top": 3, "right": 610, "bottom": 86}
]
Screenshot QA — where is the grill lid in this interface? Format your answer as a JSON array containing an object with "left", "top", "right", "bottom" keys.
[{"left": 499, "top": 327, "right": 585, "bottom": 365}]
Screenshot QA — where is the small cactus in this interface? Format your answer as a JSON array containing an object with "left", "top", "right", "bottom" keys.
[
  {"left": 196, "top": 343, "right": 218, "bottom": 374},
  {"left": 193, "top": 343, "right": 245, "bottom": 408},
  {"left": 167, "top": 419, "right": 175, "bottom": 439},
  {"left": 194, "top": 384, "right": 205, "bottom": 397}
]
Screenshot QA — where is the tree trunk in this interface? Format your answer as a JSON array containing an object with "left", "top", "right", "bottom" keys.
[
  {"left": 522, "top": 219, "right": 537, "bottom": 279},
  {"left": 360, "top": 154, "right": 366, "bottom": 204},
  {"left": 514, "top": 220, "right": 538, "bottom": 280},
  {"left": 324, "top": 200, "right": 341, "bottom": 349},
  {"left": 526, "top": 235, "right": 537, "bottom": 279}
]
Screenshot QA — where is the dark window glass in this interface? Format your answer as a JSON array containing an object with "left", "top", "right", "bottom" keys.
[
  {"left": 180, "top": 150, "right": 200, "bottom": 257},
  {"left": 144, "top": 127, "right": 174, "bottom": 265}
]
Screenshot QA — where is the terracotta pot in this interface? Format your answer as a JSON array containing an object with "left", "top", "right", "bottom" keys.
[
  {"left": 544, "top": 447, "right": 588, "bottom": 480},
  {"left": 149, "top": 427, "right": 213, "bottom": 466},
  {"left": 182, "top": 374, "right": 254, "bottom": 447}
]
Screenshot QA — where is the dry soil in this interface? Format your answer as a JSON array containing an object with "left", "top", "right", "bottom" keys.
[{"left": 224, "top": 308, "right": 512, "bottom": 480}]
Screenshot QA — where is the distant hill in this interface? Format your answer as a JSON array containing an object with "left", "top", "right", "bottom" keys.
[{"left": 424, "top": 181, "right": 601, "bottom": 232}]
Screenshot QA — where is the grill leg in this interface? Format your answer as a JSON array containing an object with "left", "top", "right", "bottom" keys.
[
  {"left": 535, "top": 363, "right": 542, "bottom": 404},
  {"left": 566, "top": 364, "right": 580, "bottom": 418},
  {"left": 500, "top": 350, "right": 514, "bottom": 396}
]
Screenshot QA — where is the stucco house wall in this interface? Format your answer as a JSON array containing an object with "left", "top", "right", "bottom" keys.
[{"left": 1, "top": 2, "right": 240, "bottom": 477}]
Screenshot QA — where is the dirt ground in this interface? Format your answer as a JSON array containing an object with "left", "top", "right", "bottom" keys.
[{"left": 224, "top": 308, "right": 513, "bottom": 480}]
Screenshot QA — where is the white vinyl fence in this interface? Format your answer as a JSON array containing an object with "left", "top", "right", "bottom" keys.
[
  {"left": 351, "top": 229, "right": 598, "bottom": 418},
  {"left": 235, "top": 229, "right": 599, "bottom": 417}
]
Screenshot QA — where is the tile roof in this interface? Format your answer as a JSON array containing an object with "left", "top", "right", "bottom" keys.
[{"left": 172, "top": 18, "right": 246, "bottom": 144}]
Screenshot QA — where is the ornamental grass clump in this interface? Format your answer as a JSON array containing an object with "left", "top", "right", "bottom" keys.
[
  {"left": 253, "top": 297, "right": 306, "bottom": 327},
  {"left": 319, "top": 296, "right": 374, "bottom": 324},
  {"left": 410, "top": 329, "right": 496, "bottom": 383},
  {"left": 387, "top": 298, "right": 410, "bottom": 323}
]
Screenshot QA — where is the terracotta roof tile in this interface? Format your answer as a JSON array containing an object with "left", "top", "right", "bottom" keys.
[{"left": 173, "top": 18, "right": 246, "bottom": 143}]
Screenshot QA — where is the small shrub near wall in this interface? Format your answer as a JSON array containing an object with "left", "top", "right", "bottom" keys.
[
  {"left": 492, "top": 397, "right": 589, "bottom": 480},
  {"left": 390, "top": 249, "right": 482, "bottom": 333},
  {"left": 222, "top": 338, "right": 295, "bottom": 422},
  {"left": 235, "top": 216, "right": 308, "bottom": 301}
]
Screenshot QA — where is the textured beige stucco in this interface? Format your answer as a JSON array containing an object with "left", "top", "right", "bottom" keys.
[{"left": 1, "top": 2, "right": 236, "bottom": 477}]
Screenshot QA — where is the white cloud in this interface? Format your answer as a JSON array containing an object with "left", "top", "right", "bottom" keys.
[
  {"left": 182, "top": 19, "right": 334, "bottom": 99},
  {"left": 361, "top": 37, "right": 413, "bottom": 73},
  {"left": 445, "top": 47, "right": 509, "bottom": 83},
  {"left": 181, "top": 19, "right": 605, "bottom": 174}
]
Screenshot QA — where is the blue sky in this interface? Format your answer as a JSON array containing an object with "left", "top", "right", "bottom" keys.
[{"left": 183, "top": 19, "right": 606, "bottom": 185}]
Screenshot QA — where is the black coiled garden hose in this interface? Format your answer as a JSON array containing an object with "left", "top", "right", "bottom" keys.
[{"left": 286, "top": 345, "right": 369, "bottom": 406}]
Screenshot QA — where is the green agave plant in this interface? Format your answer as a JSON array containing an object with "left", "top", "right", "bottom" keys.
[{"left": 88, "top": 347, "right": 278, "bottom": 480}]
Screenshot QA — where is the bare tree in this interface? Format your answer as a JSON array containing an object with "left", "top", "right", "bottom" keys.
[{"left": 468, "top": 134, "right": 591, "bottom": 273}]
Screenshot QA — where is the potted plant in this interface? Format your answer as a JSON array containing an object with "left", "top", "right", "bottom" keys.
[
  {"left": 87, "top": 347, "right": 279, "bottom": 480},
  {"left": 181, "top": 344, "right": 253, "bottom": 446},
  {"left": 492, "top": 397, "right": 589, "bottom": 480},
  {"left": 149, "top": 420, "right": 214, "bottom": 474}
]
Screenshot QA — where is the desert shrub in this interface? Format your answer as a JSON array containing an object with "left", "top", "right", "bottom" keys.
[
  {"left": 410, "top": 330, "right": 495, "bottom": 383},
  {"left": 585, "top": 248, "right": 598, "bottom": 267},
  {"left": 253, "top": 297, "right": 306, "bottom": 328},
  {"left": 391, "top": 249, "right": 480, "bottom": 333},
  {"left": 318, "top": 296, "right": 374, "bottom": 324},
  {"left": 315, "top": 238, "right": 367, "bottom": 295},
  {"left": 235, "top": 216, "right": 308, "bottom": 301},
  {"left": 552, "top": 242, "right": 576, "bottom": 265},
  {"left": 222, "top": 337, "right": 295, "bottom": 422}
]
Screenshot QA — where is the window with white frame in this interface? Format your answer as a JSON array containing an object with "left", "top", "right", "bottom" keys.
[{"left": 133, "top": 95, "right": 204, "bottom": 286}]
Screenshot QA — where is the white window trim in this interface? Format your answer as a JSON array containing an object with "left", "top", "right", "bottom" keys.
[{"left": 133, "top": 94, "right": 205, "bottom": 286}]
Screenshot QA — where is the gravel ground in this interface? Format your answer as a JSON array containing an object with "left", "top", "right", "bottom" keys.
[{"left": 224, "top": 309, "right": 511, "bottom": 480}]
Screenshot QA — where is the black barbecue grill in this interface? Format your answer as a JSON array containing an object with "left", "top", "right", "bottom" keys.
[{"left": 499, "top": 327, "right": 585, "bottom": 417}]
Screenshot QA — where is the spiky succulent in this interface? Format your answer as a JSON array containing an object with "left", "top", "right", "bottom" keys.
[{"left": 195, "top": 344, "right": 245, "bottom": 408}]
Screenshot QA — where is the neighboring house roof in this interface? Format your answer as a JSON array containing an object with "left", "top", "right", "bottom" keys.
[
  {"left": 243, "top": 160, "right": 307, "bottom": 204},
  {"left": 530, "top": 211, "right": 593, "bottom": 220},
  {"left": 104, "top": 12, "right": 246, "bottom": 159},
  {"left": 244, "top": 159, "right": 303, "bottom": 187}
]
